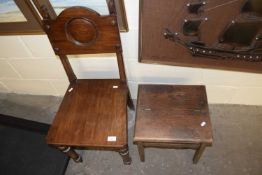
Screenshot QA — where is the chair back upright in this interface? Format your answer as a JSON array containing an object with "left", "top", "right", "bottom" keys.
[{"left": 39, "top": 1, "right": 127, "bottom": 83}]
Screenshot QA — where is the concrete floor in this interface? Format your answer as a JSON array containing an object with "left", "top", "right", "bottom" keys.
[{"left": 0, "top": 93, "right": 261, "bottom": 175}]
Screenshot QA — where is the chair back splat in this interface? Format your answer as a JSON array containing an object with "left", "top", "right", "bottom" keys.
[{"left": 40, "top": 3, "right": 127, "bottom": 82}]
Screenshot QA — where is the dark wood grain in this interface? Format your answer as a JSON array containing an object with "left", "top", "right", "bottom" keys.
[
  {"left": 45, "top": 7, "right": 121, "bottom": 55},
  {"left": 41, "top": 5, "right": 133, "bottom": 164},
  {"left": 46, "top": 79, "right": 128, "bottom": 148},
  {"left": 134, "top": 85, "right": 212, "bottom": 144},
  {"left": 133, "top": 84, "right": 213, "bottom": 163},
  {"left": 59, "top": 55, "right": 76, "bottom": 83},
  {"left": 139, "top": 0, "right": 262, "bottom": 73}
]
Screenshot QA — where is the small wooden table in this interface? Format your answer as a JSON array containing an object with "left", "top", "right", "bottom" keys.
[{"left": 133, "top": 85, "right": 213, "bottom": 164}]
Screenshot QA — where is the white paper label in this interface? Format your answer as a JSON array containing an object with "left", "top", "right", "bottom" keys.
[
  {"left": 201, "top": 121, "right": 206, "bottom": 127},
  {"left": 107, "top": 136, "right": 117, "bottom": 142}
]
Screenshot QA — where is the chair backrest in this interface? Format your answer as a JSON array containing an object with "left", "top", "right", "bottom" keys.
[{"left": 38, "top": 1, "right": 127, "bottom": 83}]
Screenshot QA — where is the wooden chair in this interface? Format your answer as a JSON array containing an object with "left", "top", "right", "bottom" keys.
[{"left": 38, "top": 1, "right": 133, "bottom": 165}]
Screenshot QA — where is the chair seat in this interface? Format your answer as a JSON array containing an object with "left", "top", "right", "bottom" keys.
[{"left": 46, "top": 79, "right": 128, "bottom": 148}]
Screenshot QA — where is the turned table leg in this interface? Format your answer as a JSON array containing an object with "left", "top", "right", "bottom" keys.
[
  {"left": 137, "top": 143, "right": 145, "bottom": 162},
  {"left": 193, "top": 143, "right": 206, "bottom": 164},
  {"left": 119, "top": 145, "right": 132, "bottom": 165},
  {"left": 58, "top": 146, "right": 83, "bottom": 163}
]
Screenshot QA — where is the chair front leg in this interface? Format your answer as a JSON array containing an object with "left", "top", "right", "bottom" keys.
[
  {"left": 119, "top": 145, "right": 132, "bottom": 165},
  {"left": 57, "top": 146, "right": 83, "bottom": 163}
]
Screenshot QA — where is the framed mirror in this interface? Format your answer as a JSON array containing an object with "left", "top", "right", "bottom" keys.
[
  {"left": 0, "top": 0, "right": 42, "bottom": 35},
  {"left": 48, "top": 0, "right": 128, "bottom": 32},
  {"left": 0, "top": 0, "right": 128, "bottom": 35}
]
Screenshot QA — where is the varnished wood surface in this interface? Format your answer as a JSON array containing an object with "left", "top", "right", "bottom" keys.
[
  {"left": 45, "top": 7, "right": 121, "bottom": 55},
  {"left": 43, "top": 5, "right": 133, "bottom": 164},
  {"left": 193, "top": 143, "right": 206, "bottom": 164},
  {"left": 139, "top": 0, "right": 262, "bottom": 73},
  {"left": 59, "top": 55, "right": 76, "bottom": 83},
  {"left": 134, "top": 85, "right": 213, "bottom": 145},
  {"left": 46, "top": 79, "right": 128, "bottom": 148}
]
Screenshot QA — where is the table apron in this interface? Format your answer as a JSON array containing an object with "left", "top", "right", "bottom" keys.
[{"left": 135, "top": 142, "right": 202, "bottom": 150}]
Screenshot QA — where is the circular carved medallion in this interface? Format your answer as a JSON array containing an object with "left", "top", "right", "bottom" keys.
[{"left": 65, "top": 18, "right": 98, "bottom": 46}]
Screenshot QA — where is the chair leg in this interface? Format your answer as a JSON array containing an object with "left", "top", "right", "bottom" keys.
[
  {"left": 137, "top": 143, "right": 145, "bottom": 162},
  {"left": 193, "top": 143, "right": 206, "bottom": 164},
  {"left": 58, "top": 146, "right": 83, "bottom": 163},
  {"left": 127, "top": 91, "right": 135, "bottom": 110},
  {"left": 119, "top": 145, "right": 132, "bottom": 165}
]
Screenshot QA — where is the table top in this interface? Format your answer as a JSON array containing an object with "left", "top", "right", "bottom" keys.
[{"left": 134, "top": 84, "right": 213, "bottom": 145}]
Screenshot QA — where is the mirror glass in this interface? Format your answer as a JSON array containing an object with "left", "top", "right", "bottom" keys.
[
  {"left": 0, "top": 0, "right": 27, "bottom": 22},
  {"left": 50, "top": 0, "right": 109, "bottom": 15}
]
